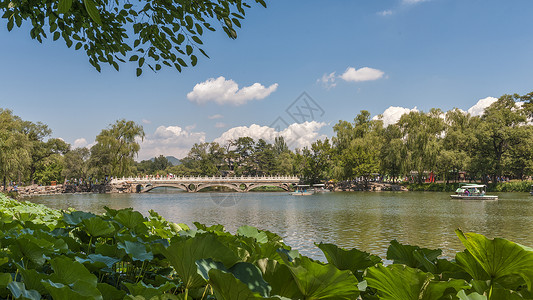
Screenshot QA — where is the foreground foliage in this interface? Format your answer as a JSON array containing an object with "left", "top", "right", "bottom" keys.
[{"left": 1, "top": 194, "right": 533, "bottom": 299}]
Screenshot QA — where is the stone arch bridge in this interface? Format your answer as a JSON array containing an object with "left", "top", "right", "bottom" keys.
[{"left": 110, "top": 176, "right": 300, "bottom": 193}]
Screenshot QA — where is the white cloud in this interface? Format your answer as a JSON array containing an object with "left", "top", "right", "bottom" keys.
[
  {"left": 138, "top": 125, "right": 206, "bottom": 160},
  {"left": 142, "top": 119, "right": 151, "bottom": 124},
  {"left": 378, "top": 10, "right": 393, "bottom": 16},
  {"left": 373, "top": 106, "right": 419, "bottom": 127},
  {"left": 318, "top": 72, "right": 337, "bottom": 89},
  {"left": 208, "top": 114, "right": 224, "bottom": 120},
  {"left": 73, "top": 138, "right": 88, "bottom": 148},
  {"left": 214, "top": 121, "right": 327, "bottom": 149},
  {"left": 187, "top": 76, "right": 278, "bottom": 106},
  {"left": 467, "top": 97, "right": 498, "bottom": 116},
  {"left": 215, "top": 122, "right": 226, "bottom": 128},
  {"left": 340, "top": 67, "right": 385, "bottom": 82}
]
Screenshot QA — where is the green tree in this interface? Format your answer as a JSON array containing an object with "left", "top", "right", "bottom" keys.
[
  {"left": 1, "top": 0, "right": 266, "bottom": 75},
  {"left": 89, "top": 119, "right": 145, "bottom": 178},
  {"left": 380, "top": 125, "right": 407, "bottom": 183},
  {"left": 0, "top": 109, "right": 31, "bottom": 190},
  {"left": 62, "top": 147, "right": 90, "bottom": 180},
  {"left": 301, "top": 138, "right": 332, "bottom": 184}
]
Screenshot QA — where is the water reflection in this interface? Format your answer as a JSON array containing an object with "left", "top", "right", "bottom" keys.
[{"left": 27, "top": 191, "right": 533, "bottom": 260}]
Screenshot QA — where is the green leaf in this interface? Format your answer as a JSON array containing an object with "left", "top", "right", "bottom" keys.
[
  {"left": 317, "top": 242, "right": 381, "bottom": 280},
  {"left": 287, "top": 256, "right": 359, "bottom": 299},
  {"left": 49, "top": 257, "right": 98, "bottom": 286},
  {"left": 190, "top": 55, "right": 197, "bottom": 66},
  {"left": 456, "top": 229, "right": 533, "bottom": 290},
  {"left": 117, "top": 241, "right": 153, "bottom": 262},
  {"left": 123, "top": 281, "right": 174, "bottom": 299},
  {"left": 229, "top": 262, "right": 272, "bottom": 297},
  {"left": 457, "top": 290, "right": 487, "bottom": 300},
  {"left": 53, "top": 32, "right": 60, "bottom": 41},
  {"left": 386, "top": 240, "right": 441, "bottom": 272},
  {"left": 256, "top": 259, "right": 303, "bottom": 299},
  {"left": 162, "top": 234, "right": 241, "bottom": 289},
  {"left": 191, "top": 36, "right": 203, "bottom": 45},
  {"left": 208, "top": 269, "right": 272, "bottom": 300},
  {"left": 97, "top": 283, "right": 126, "bottom": 300},
  {"left": 186, "top": 45, "right": 193, "bottom": 56},
  {"left": 7, "top": 282, "right": 41, "bottom": 300},
  {"left": 58, "top": 0, "right": 73, "bottom": 14},
  {"left": 82, "top": 217, "right": 115, "bottom": 237},
  {"left": 129, "top": 55, "right": 139, "bottom": 61},
  {"left": 136, "top": 68, "right": 142, "bottom": 77},
  {"left": 84, "top": 0, "right": 102, "bottom": 25},
  {"left": 114, "top": 209, "right": 145, "bottom": 229},
  {"left": 41, "top": 280, "right": 101, "bottom": 300},
  {"left": 365, "top": 264, "right": 470, "bottom": 300},
  {"left": 237, "top": 225, "right": 268, "bottom": 243},
  {"left": 63, "top": 211, "right": 96, "bottom": 226}
]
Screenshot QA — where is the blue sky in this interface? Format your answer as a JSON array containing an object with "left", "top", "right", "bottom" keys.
[{"left": 1, "top": 0, "right": 532, "bottom": 159}]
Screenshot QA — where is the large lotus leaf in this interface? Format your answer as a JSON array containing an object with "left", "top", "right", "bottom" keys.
[
  {"left": 62, "top": 211, "right": 97, "bottom": 226},
  {"left": 490, "top": 287, "right": 526, "bottom": 300},
  {"left": 386, "top": 240, "right": 441, "bottom": 272},
  {"left": 114, "top": 209, "right": 146, "bottom": 230},
  {"left": 422, "top": 278, "right": 471, "bottom": 300},
  {"left": 436, "top": 258, "right": 472, "bottom": 281},
  {"left": 0, "top": 273, "right": 12, "bottom": 297},
  {"left": 41, "top": 279, "right": 102, "bottom": 300},
  {"left": 193, "top": 222, "right": 226, "bottom": 232},
  {"left": 457, "top": 290, "right": 487, "bottom": 300},
  {"left": 75, "top": 254, "right": 121, "bottom": 272},
  {"left": 103, "top": 206, "right": 119, "bottom": 218},
  {"left": 277, "top": 248, "right": 300, "bottom": 263},
  {"left": 17, "top": 266, "right": 49, "bottom": 295},
  {"left": 317, "top": 243, "right": 381, "bottom": 280},
  {"left": 286, "top": 256, "right": 360, "bottom": 299},
  {"left": 97, "top": 283, "right": 127, "bottom": 300},
  {"left": 228, "top": 262, "right": 272, "bottom": 297},
  {"left": 237, "top": 225, "right": 269, "bottom": 244},
  {"left": 208, "top": 269, "right": 276, "bottom": 300},
  {"left": 82, "top": 217, "right": 116, "bottom": 237},
  {"left": 95, "top": 243, "right": 126, "bottom": 260},
  {"left": 162, "top": 233, "right": 241, "bottom": 289},
  {"left": 123, "top": 281, "right": 174, "bottom": 299},
  {"left": 8, "top": 238, "right": 47, "bottom": 266},
  {"left": 195, "top": 258, "right": 228, "bottom": 281},
  {"left": 117, "top": 241, "right": 154, "bottom": 262},
  {"left": 365, "top": 264, "right": 433, "bottom": 300},
  {"left": 456, "top": 229, "right": 533, "bottom": 290},
  {"left": 456, "top": 250, "right": 491, "bottom": 281},
  {"left": 49, "top": 257, "right": 98, "bottom": 286},
  {"left": 256, "top": 258, "right": 303, "bottom": 299},
  {"left": 7, "top": 281, "right": 41, "bottom": 300}
]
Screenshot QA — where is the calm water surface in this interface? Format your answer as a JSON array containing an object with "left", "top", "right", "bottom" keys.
[{"left": 27, "top": 191, "right": 533, "bottom": 260}]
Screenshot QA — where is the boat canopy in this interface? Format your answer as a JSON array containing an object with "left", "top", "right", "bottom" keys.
[
  {"left": 461, "top": 185, "right": 486, "bottom": 188},
  {"left": 313, "top": 184, "right": 325, "bottom": 187}
]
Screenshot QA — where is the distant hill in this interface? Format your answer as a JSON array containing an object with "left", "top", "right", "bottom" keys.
[{"left": 150, "top": 156, "right": 181, "bottom": 166}]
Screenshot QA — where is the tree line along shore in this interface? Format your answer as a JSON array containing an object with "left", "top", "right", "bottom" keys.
[{"left": 2, "top": 92, "right": 533, "bottom": 195}]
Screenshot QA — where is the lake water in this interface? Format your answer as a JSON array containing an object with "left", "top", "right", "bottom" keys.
[{"left": 27, "top": 190, "right": 533, "bottom": 260}]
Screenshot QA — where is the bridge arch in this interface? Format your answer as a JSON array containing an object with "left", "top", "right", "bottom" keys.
[
  {"left": 196, "top": 183, "right": 243, "bottom": 193},
  {"left": 141, "top": 183, "right": 189, "bottom": 193}
]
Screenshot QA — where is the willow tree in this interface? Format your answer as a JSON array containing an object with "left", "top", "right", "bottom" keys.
[
  {"left": 0, "top": 109, "right": 31, "bottom": 190},
  {"left": 89, "top": 119, "right": 144, "bottom": 178},
  {"left": 1, "top": 0, "right": 266, "bottom": 75}
]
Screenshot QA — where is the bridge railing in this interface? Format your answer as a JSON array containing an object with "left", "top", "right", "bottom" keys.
[{"left": 111, "top": 175, "right": 300, "bottom": 183}]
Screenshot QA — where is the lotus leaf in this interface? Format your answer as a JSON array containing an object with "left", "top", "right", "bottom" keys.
[
  {"left": 123, "top": 281, "right": 175, "bottom": 299},
  {"left": 386, "top": 240, "right": 441, "bottom": 272},
  {"left": 457, "top": 290, "right": 487, "bottom": 300},
  {"left": 41, "top": 279, "right": 102, "bottom": 300},
  {"left": 317, "top": 243, "right": 381, "bottom": 280},
  {"left": 117, "top": 240, "right": 154, "bottom": 262},
  {"left": 82, "top": 217, "right": 116, "bottom": 237},
  {"left": 63, "top": 211, "right": 97, "bottom": 226},
  {"left": 208, "top": 268, "right": 272, "bottom": 299},
  {"left": 48, "top": 257, "right": 98, "bottom": 286},
  {"left": 286, "top": 256, "right": 360, "bottom": 299},
  {"left": 456, "top": 229, "right": 533, "bottom": 291},
  {"left": 162, "top": 233, "right": 241, "bottom": 289},
  {"left": 195, "top": 258, "right": 228, "bottom": 281},
  {"left": 16, "top": 266, "right": 49, "bottom": 295},
  {"left": 114, "top": 209, "right": 146, "bottom": 230},
  {"left": 6, "top": 281, "right": 41, "bottom": 300},
  {"left": 237, "top": 225, "right": 269, "bottom": 244},
  {"left": 96, "top": 282, "right": 127, "bottom": 300},
  {"left": 365, "top": 264, "right": 469, "bottom": 300},
  {"left": 256, "top": 258, "right": 303, "bottom": 299}
]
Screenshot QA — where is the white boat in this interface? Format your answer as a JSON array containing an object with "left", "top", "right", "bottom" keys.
[
  {"left": 450, "top": 184, "right": 498, "bottom": 200},
  {"left": 291, "top": 185, "right": 314, "bottom": 196},
  {"left": 313, "top": 184, "right": 330, "bottom": 193}
]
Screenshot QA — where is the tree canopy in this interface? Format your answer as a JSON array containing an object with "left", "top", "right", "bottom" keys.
[{"left": 1, "top": 0, "right": 266, "bottom": 75}]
